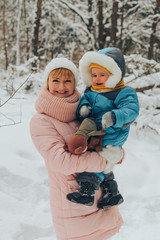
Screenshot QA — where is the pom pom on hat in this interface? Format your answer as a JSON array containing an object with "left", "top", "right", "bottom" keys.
[{"left": 44, "top": 57, "right": 78, "bottom": 86}]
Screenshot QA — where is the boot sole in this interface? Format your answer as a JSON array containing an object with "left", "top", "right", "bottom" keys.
[
  {"left": 70, "top": 199, "right": 94, "bottom": 206},
  {"left": 98, "top": 198, "right": 124, "bottom": 210},
  {"left": 67, "top": 196, "right": 94, "bottom": 206}
]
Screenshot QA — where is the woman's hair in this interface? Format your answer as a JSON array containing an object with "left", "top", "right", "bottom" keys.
[{"left": 47, "top": 68, "right": 75, "bottom": 89}]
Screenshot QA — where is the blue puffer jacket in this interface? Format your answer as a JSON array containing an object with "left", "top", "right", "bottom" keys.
[
  {"left": 77, "top": 87, "right": 139, "bottom": 147},
  {"left": 78, "top": 47, "right": 139, "bottom": 147}
]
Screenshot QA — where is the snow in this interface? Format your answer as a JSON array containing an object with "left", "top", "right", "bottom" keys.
[{"left": 0, "top": 73, "right": 160, "bottom": 240}]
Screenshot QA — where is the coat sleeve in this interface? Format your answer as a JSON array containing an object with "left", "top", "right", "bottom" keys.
[
  {"left": 112, "top": 88, "right": 139, "bottom": 128},
  {"left": 30, "top": 114, "right": 106, "bottom": 175}
]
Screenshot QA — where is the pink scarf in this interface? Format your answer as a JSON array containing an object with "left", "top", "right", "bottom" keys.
[{"left": 35, "top": 86, "right": 81, "bottom": 122}]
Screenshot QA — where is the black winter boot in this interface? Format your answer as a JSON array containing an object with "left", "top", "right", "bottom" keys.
[
  {"left": 67, "top": 172, "right": 102, "bottom": 206},
  {"left": 67, "top": 181, "right": 95, "bottom": 206},
  {"left": 97, "top": 172, "right": 124, "bottom": 210}
]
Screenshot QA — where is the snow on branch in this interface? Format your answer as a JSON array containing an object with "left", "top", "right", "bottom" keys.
[
  {"left": 125, "top": 54, "right": 160, "bottom": 84},
  {"left": 135, "top": 84, "right": 160, "bottom": 93},
  {"left": 124, "top": 56, "right": 160, "bottom": 135},
  {"left": 124, "top": 3, "right": 140, "bottom": 18},
  {"left": 58, "top": 0, "right": 88, "bottom": 26}
]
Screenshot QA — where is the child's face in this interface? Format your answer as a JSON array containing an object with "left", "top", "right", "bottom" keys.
[
  {"left": 91, "top": 67, "right": 109, "bottom": 87},
  {"left": 48, "top": 70, "right": 75, "bottom": 98}
]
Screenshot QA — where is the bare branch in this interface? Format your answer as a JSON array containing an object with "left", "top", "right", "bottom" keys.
[
  {"left": 0, "top": 122, "right": 21, "bottom": 128},
  {"left": 0, "top": 107, "right": 22, "bottom": 128},
  {"left": 58, "top": 0, "right": 88, "bottom": 27},
  {"left": 0, "top": 72, "right": 33, "bottom": 108},
  {"left": 135, "top": 84, "right": 160, "bottom": 92}
]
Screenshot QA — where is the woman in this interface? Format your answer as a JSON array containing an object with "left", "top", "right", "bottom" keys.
[{"left": 30, "top": 57, "right": 123, "bottom": 240}]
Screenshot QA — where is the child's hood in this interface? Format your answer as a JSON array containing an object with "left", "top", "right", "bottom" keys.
[{"left": 79, "top": 47, "right": 126, "bottom": 88}]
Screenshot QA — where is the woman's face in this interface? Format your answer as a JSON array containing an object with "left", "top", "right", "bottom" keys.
[{"left": 48, "top": 69, "right": 75, "bottom": 98}]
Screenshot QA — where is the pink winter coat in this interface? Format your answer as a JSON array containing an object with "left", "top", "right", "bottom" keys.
[{"left": 30, "top": 86, "right": 123, "bottom": 240}]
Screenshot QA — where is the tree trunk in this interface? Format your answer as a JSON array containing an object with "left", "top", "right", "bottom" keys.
[
  {"left": 2, "top": 0, "right": 8, "bottom": 70},
  {"left": 119, "top": 2, "right": 124, "bottom": 50},
  {"left": 23, "top": 0, "right": 30, "bottom": 60},
  {"left": 16, "top": 0, "right": 23, "bottom": 66},
  {"left": 98, "top": 0, "right": 104, "bottom": 49},
  {"left": 135, "top": 84, "right": 160, "bottom": 93},
  {"left": 88, "top": 0, "right": 93, "bottom": 33},
  {"left": 110, "top": 0, "right": 118, "bottom": 47},
  {"left": 87, "top": 0, "right": 95, "bottom": 49},
  {"left": 148, "top": 0, "right": 160, "bottom": 59},
  {"left": 32, "top": 0, "right": 43, "bottom": 68}
]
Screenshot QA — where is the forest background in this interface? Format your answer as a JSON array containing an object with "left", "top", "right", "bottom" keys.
[
  {"left": 1, "top": 0, "right": 160, "bottom": 68},
  {"left": 0, "top": 0, "right": 160, "bottom": 131}
]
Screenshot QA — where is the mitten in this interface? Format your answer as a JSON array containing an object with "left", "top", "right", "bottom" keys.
[
  {"left": 79, "top": 105, "right": 92, "bottom": 117},
  {"left": 102, "top": 112, "right": 115, "bottom": 129},
  {"left": 67, "top": 118, "right": 105, "bottom": 155},
  {"left": 88, "top": 136, "right": 103, "bottom": 152},
  {"left": 67, "top": 135, "right": 88, "bottom": 155}
]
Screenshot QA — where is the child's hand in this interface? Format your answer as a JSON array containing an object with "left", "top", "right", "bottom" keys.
[
  {"left": 102, "top": 112, "right": 113, "bottom": 129},
  {"left": 79, "top": 105, "right": 92, "bottom": 117}
]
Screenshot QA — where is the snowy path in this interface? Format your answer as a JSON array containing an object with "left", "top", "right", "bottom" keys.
[{"left": 0, "top": 95, "right": 160, "bottom": 240}]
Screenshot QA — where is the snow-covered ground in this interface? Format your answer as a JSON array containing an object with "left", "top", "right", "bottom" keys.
[{"left": 0, "top": 74, "right": 160, "bottom": 240}]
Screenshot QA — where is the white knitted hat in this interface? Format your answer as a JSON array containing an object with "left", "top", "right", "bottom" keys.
[{"left": 44, "top": 57, "right": 78, "bottom": 86}]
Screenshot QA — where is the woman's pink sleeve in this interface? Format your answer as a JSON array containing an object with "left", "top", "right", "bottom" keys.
[{"left": 30, "top": 114, "right": 106, "bottom": 175}]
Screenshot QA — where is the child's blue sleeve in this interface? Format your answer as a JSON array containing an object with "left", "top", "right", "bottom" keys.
[{"left": 112, "top": 88, "right": 139, "bottom": 128}]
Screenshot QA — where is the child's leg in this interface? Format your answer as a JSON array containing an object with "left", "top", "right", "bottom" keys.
[
  {"left": 97, "top": 171, "right": 124, "bottom": 209},
  {"left": 67, "top": 172, "right": 103, "bottom": 206},
  {"left": 97, "top": 146, "right": 124, "bottom": 209},
  {"left": 99, "top": 145, "right": 124, "bottom": 174}
]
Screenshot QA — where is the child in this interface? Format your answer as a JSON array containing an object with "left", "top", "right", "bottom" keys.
[{"left": 67, "top": 47, "right": 139, "bottom": 209}]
